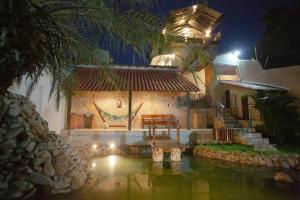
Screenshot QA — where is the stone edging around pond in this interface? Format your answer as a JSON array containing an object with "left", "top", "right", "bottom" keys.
[{"left": 193, "top": 147, "right": 300, "bottom": 170}]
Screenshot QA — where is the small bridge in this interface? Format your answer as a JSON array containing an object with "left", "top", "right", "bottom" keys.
[{"left": 128, "top": 127, "right": 187, "bottom": 161}]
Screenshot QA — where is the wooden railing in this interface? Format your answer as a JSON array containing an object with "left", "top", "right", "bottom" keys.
[
  {"left": 213, "top": 128, "right": 235, "bottom": 143},
  {"left": 215, "top": 101, "right": 225, "bottom": 121}
]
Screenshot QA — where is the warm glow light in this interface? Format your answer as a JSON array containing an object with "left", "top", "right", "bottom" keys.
[
  {"left": 162, "top": 28, "right": 166, "bottom": 35},
  {"left": 92, "top": 162, "right": 96, "bottom": 168},
  {"left": 110, "top": 142, "right": 115, "bottom": 150},
  {"left": 205, "top": 29, "right": 211, "bottom": 38},
  {"left": 183, "top": 27, "right": 190, "bottom": 40},
  {"left": 170, "top": 54, "right": 175, "bottom": 59},
  {"left": 179, "top": 18, "right": 186, "bottom": 24},
  {"left": 183, "top": 27, "right": 189, "bottom": 34},
  {"left": 193, "top": 5, "right": 198, "bottom": 13},
  {"left": 92, "top": 144, "right": 97, "bottom": 150}
]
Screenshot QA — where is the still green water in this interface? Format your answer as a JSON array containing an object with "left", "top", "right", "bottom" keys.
[{"left": 44, "top": 155, "right": 300, "bottom": 200}]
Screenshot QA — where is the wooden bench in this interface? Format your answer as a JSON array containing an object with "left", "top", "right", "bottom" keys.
[{"left": 141, "top": 114, "right": 177, "bottom": 128}]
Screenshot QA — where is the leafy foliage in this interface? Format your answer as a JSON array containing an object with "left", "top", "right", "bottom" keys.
[
  {"left": 251, "top": 91, "right": 300, "bottom": 144},
  {"left": 0, "top": 0, "right": 164, "bottom": 107},
  {"left": 257, "top": 2, "right": 300, "bottom": 68}
]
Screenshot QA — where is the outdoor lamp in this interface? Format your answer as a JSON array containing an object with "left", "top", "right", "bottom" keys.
[
  {"left": 92, "top": 144, "right": 97, "bottom": 150},
  {"left": 193, "top": 5, "right": 198, "bottom": 13},
  {"left": 234, "top": 50, "right": 241, "bottom": 57},
  {"left": 117, "top": 99, "right": 122, "bottom": 108},
  {"left": 205, "top": 29, "right": 211, "bottom": 38}
]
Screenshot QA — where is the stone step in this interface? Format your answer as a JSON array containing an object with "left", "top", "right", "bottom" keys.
[
  {"left": 225, "top": 124, "right": 242, "bottom": 128},
  {"left": 240, "top": 128, "right": 256, "bottom": 133},
  {"left": 239, "top": 132, "right": 262, "bottom": 139},
  {"left": 246, "top": 138, "right": 269, "bottom": 145},
  {"left": 224, "top": 120, "right": 239, "bottom": 124}
]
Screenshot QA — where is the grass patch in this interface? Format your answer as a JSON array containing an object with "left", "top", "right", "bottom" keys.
[
  {"left": 197, "top": 144, "right": 256, "bottom": 154},
  {"left": 196, "top": 144, "right": 300, "bottom": 156},
  {"left": 277, "top": 144, "right": 300, "bottom": 155}
]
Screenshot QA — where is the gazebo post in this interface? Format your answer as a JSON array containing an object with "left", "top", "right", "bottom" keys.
[
  {"left": 186, "top": 92, "right": 191, "bottom": 130},
  {"left": 128, "top": 89, "right": 132, "bottom": 130}
]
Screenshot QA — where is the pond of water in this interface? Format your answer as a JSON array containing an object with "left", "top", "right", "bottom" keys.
[{"left": 42, "top": 155, "right": 300, "bottom": 200}]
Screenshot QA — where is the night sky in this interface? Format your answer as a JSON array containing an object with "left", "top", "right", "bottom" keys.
[{"left": 111, "top": 0, "right": 297, "bottom": 65}]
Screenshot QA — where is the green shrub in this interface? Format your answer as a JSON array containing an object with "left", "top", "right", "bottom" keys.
[{"left": 251, "top": 91, "right": 300, "bottom": 145}]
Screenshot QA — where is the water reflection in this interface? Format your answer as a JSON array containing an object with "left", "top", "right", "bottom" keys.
[
  {"left": 108, "top": 155, "right": 117, "bottom": 170},
  {"left": 45, "top": 156, "right": 300, "bottom": 200}
]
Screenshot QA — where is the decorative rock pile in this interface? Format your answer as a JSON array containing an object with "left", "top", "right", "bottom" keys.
[
  {"left": 194, "top": 146, "right": 300, "bottom": 170},
  {"left": 170, "top": 148, "right": 181, "bottom": 162},
  {"left": 0, "top": 93, "right": 92, "bottom": 199}
]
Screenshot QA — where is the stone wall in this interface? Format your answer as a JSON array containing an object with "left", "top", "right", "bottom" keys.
[
  {"left": 0, "top": 93, "right": 92, "bottom": 199},
  {"left": 194, "top": 146, "right": 300, "bottom": 170}
]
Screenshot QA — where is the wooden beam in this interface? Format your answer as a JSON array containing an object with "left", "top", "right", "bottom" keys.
[
  {"left": 186, "top": 92, "right": 191, "bottom": 130},
  {"left": 128, "top": 90, "right": 132, "bottom": 130}
]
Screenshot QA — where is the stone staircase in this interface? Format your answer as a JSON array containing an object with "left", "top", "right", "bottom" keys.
[
  {"left": 223, "top": 109, "right": 271, "bottom": 146},
  {"left": 234, "top": 131, "right": 270, "bottom": 146}
]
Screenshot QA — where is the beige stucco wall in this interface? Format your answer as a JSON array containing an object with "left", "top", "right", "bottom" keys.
[
  {"left": 183, "top": 68, "right": 206, "bottom": 94},
  {"left": 239, "top": 60, "right": 300, "bottom": 99},
  {"left": 71, "top": 91, "right": 193, "bottom": 129},
  {"left": 214, "top": 84, "right": 257, "bottom": 119}
]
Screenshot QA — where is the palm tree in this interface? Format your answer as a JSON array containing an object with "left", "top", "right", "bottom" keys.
[{"left": 0, "top": 0, "right": 164, "bottom": 100}]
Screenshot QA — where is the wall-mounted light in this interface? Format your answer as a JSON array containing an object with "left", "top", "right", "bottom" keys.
[
  {"left": 117, "top": 99, "right": 122, "bottom": 108},
  {"left": 92, "top": 144, "right": 98, "bottom": 151},
  {"left": 162, "top": 28, "right": 166, "bottom": 35},
  {"left": 234, "top": 50, "right": 241, "bottom": 57}
]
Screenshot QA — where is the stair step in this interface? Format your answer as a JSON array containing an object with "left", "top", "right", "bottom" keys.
[
  {"left": 225, "top": 124, "right": 242, "bottom": 128},
  {"left": 224, "top": 120, "right": 239, "bottom": 124},
  {"left": 240, "top": 133, "right": 262, "bottom": 139},
  {"left": 246, "top": 138, "right": 269, "bottom": 145},
  {"left": 240, "top": 128, "right": 256, "bottom": 133}
]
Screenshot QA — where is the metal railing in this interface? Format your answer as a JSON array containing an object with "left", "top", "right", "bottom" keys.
[
  {"left": 177, "top": 94, "right": 210, "bottom": 108},
  {"left": 215, "top": 101, "right": 225, "bottom": 121}
]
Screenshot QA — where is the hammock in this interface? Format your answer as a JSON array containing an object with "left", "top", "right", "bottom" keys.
[{"left": 93, "top": 102, "right": 143, "bottom": 123}]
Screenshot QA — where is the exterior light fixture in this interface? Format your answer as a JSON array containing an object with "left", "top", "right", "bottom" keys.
[
  {"left": 92, "top": 144, "right": 98, "bottom": 150},
  {"left": 162, "top": 29, "right": 166, "bottom": 35},
  {"left": 193, "top": 5, "right": 198, "bottom": 13},
  {"left": 205, "top": 29, "right": 211, "bottom": 38},
  {"left": 117, "top": 98, "right": 122, "bottom": 108},
  {"left": 92, "top": 162, "right": 96, "bottom": 168},
  {"left": 234, "top": 50, "right": 241, "bottom": 57},
  {"left": 110, "top": 142, "right": 115, "bottom": 150}
]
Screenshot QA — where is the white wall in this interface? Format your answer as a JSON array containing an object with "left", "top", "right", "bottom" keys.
[{"left": 9, "top": 74, "right": 66, "bottom": 134}]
